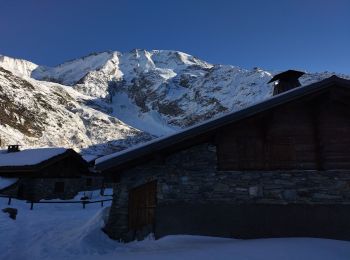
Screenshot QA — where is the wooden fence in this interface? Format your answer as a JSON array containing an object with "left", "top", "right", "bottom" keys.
[
  {"left": 28, "top": 199, "right": 113, "bottom": 210},
  {"left": 0, "top": 195, "right": 112, "bottom": 210}
]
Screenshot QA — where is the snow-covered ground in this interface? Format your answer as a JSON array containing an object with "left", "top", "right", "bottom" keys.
[{"left": 1, "top": 194, "right": 350, "bottom": 260}]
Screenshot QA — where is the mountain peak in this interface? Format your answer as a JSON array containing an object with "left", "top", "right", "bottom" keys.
[
  {"left": 0, "top": 54, "right": 40, "bottom": 78},
  {"left": 32, "top": 51, "right": 114, "bottom": 86},
  {"left": 2, "top": 49, "right": 349, "bottom": 159}
]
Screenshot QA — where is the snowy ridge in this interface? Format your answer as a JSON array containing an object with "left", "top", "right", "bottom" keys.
[
  {"left": 0, "top": 54, "right": 42, "bottom": 78},
  {"left": 32, "top": 52, "right": 114, "bottom": 86},
  {"left": 0, "top": 49, "right": 349, "bottom": 158}
]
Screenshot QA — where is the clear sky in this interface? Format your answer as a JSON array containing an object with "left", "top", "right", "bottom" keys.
[{"left": 1, "top": 0, "right": 349, "bottom": 73}]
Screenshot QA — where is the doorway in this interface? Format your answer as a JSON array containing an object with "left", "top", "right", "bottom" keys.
[{"left": 128, "top": 181, "right": 157, "bottom": 230}]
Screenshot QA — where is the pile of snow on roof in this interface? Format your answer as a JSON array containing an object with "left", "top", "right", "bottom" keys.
[{"left": 0, "top": 148, "right": 67, "bottom": 167}]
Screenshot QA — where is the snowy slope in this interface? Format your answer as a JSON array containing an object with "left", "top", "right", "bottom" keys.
[
  {"left": 1, "top": 50, "right": 349, "bottom": 157},
  {"left": 0, "top": 66, "right": 151, "bottom": 157},
  {"left": 1, "top": 196, "right": 350, "bottom": 260}
]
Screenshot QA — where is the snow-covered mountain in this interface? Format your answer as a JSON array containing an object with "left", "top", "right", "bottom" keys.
[
  {"left": 0, "top": 50, "right": 348, "bottom": 157},
  {"left": 0, "top": 65, "right": 151, "bottom": 157}
]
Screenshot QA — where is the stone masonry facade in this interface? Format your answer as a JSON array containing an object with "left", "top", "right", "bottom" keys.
[
  {"left": 2, "top": 177, "right": 103, "bottom": 201},
  {"left": 105, "top": 143, "right": 350, "bottom": 241}
]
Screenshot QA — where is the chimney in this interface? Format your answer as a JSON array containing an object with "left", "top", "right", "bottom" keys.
[
  {"left": 268, "top": 70, "right": 305, "bottom": 95},
  {"left": 7, "top": 145, "right": 20, "bottom": 153}
]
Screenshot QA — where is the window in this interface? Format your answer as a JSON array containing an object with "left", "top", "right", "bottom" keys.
[{"left": 54, "top": 182, "right": 65, "bottom": 193}]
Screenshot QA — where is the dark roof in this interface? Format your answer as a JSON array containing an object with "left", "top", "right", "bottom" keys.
[
  {"left": 95, "top": 75, "right": 350, "bottom": 173},
  {"left": 0, "top": 149, "right": 88, "bottom": 174},
  {"left": 268, "top": 70, "right": 305, "bottom": 83}
]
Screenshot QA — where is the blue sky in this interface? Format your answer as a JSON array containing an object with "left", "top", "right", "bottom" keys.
[{"left": 0, "top": 0, "right": 349, "bottom": 73}]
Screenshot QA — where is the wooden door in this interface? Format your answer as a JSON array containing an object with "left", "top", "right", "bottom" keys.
[{"left": 128, "top": 181, "right": 157, "bottom": 230}]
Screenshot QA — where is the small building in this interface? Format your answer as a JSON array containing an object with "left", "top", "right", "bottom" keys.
[
  {"left": 96, "top": 75, "right": 350, "bottom": 242},
  {"left": 0, "top": 147, "right": 102, "bottom": 201}
]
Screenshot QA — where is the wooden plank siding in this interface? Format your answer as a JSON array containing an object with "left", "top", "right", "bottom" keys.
[
  {"left": 217, "top": 89, "right": 350, "bottom": 171},
  {"left": 319, "top": 90, "right": 350, "bottom": 170}
]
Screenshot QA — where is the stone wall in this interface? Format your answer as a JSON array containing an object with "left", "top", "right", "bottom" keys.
[
  {"left": 0, "top": 155, "right": 104, "bottom": 201},
  {"left": 105, "top": 143, "right": 350, "bottom": 241},
  {"left": 1, "top": 176, "right": 104, "bottom": 201},
  {"left": 21, "top": 178, "right": 84, "bottom": 201}
]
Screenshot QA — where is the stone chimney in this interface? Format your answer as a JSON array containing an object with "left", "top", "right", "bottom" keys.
[
  {"left": 268, "top": 70, "right": 305, "bottom": 95},
  {"left": 7, "top": 145, "right": 20, "bottom": 153}
]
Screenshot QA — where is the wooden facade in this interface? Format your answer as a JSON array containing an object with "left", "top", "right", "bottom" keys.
[{"left": 217, "top": 88, "right": 350, "bottom": 171}]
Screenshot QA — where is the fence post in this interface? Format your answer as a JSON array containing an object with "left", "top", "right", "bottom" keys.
[
  {"left": 101, "top": 200, "right": 104, "bottom": 207},
  {"left": 83, "top": 201, "right": 86, "bottom": 209},
  {"left": 7, "top": 197, "right": 11, "bottom": 205},
  {"left": 30, "top": 202, "right": 34, "bottom": 210}
]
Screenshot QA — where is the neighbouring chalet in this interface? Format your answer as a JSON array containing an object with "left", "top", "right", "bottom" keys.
[
  {"left": 0, "top": 146, "right": 102, "bottom": 201},
  {"left": 95, "top": 73, "right": 350, "bottom": 242}
]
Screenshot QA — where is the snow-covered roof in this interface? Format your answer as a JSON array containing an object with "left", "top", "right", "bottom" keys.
[
  {"left": 95, "top": 75, "right": 350, "bottom": 172},
  {"left": 82, "top": 154, "right": 98, "bottom": 163},
  {"left": 0, "top": 148, "right": 67, "bottom": 167},
  {"left": 0, "top": 177, "right": 18, "bottom": 190}
]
